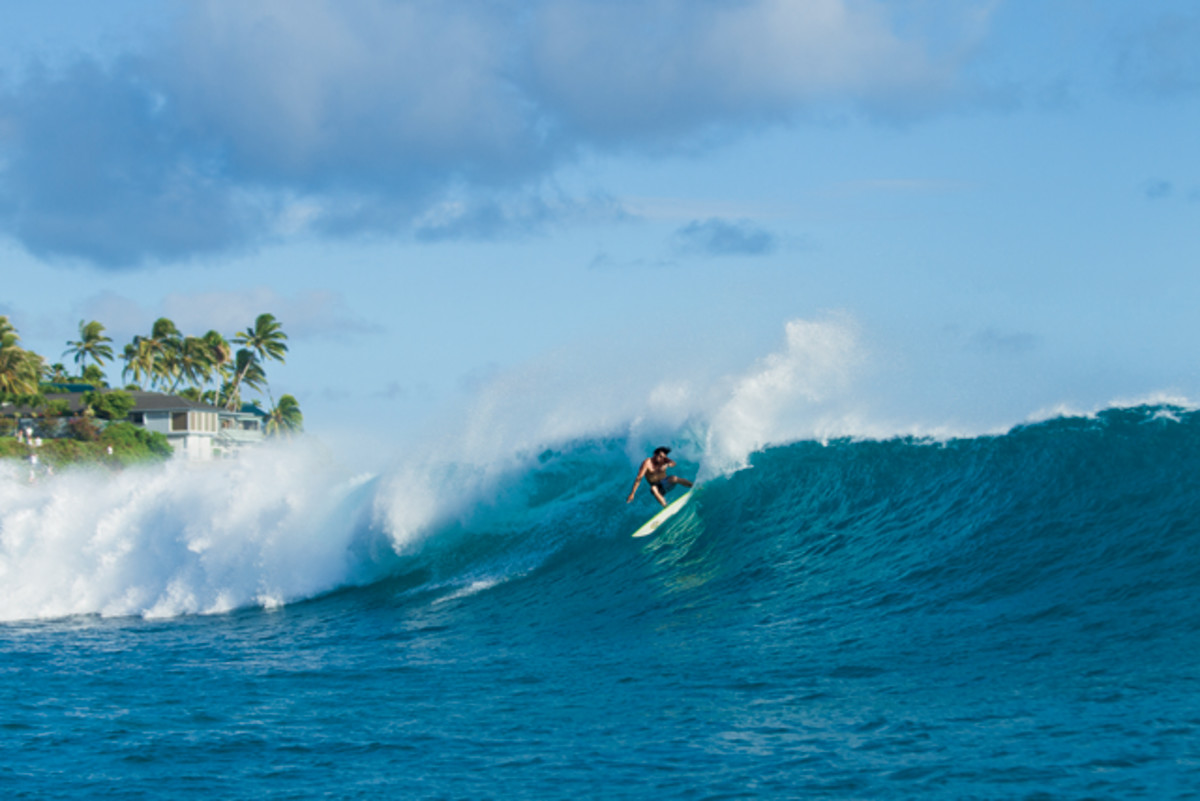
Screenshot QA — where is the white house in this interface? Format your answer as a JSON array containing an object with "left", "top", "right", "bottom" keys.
[
  {"left": 8, "top": 390, "right": 267, "bottom": 461},
  {"left": 124, "top": 392, "right": 265, "bottom": 460}
]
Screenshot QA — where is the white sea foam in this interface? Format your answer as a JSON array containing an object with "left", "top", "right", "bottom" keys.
[
  {"left": 1026, "top": 392, "right": 1197, "bottom": 426},
  {"left": 0, "top": 440, "right": 378, "bottom": 622},
  {"left": 701, "top": 314, "right": 865, "bottom": 475}
]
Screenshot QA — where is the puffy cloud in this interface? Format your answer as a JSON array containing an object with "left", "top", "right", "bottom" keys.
[
  {"left": 160, "top": 1, "right": 545, "bottom": 191},
  {"left": 526, "top": 0, "right": 969, "bottom": 142},
  {"left": 0, "top": 0, "right": 992, "bottom": 268},
  {"left": 0, "top": 59, "right": 266, "bottom": 267}
]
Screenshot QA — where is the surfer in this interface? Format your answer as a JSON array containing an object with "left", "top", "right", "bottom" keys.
[{"left": 627, "top": 447, "right": 694, "bottom": 508}]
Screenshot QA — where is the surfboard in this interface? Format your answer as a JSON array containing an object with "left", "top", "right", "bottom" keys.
[{"left": 632, "top": 489, "right": 694, "bottom": 538}]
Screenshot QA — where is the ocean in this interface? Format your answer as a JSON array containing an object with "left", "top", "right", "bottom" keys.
[{"left": 2, "top": 403, "right": 1199, "bottom": 799}]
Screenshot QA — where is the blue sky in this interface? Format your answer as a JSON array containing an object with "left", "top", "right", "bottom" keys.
[{"left": 1, "top": 0, "right": 1198, "bottom": 451}]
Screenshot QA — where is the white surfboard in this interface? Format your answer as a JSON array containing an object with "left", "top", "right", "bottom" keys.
[{"left": 632, "top": 489, "right": 694, "bottom": 538}]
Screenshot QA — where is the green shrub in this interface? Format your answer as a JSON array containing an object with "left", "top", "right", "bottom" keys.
[
  {"left": 43, "top": 399, "right": 72, "bottom": 417},
  {"left": 81, "top": 365, "right": 108, "bottom": 388},
  {"left": 0, "top": 421, "right": 173, "bottom": 471},
  {"left": 40, "top": 438, "right": 91, "bottom": 466},
  {"left": 83, "top": 390, "right": 135, "bottom": 421},
  {"left": 66, "top": 417, "right": 101, "bottom": 442},
  {"left": 100, "top": 422, "right": 173, "bottom": 461}
]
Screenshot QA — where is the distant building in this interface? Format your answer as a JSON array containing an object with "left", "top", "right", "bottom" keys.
[
  {"left": 4, "top": 390, "right": 266, "bottom": 460},
  {"left": 123, "top": 392, "right": 266, "bottom": 460}
]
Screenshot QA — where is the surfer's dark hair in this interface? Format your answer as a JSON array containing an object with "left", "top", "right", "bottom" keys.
[{"left": 654, "top": 446, "right": 671, "bottom": 456}]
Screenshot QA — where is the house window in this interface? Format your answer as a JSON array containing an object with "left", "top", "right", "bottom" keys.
[{"left": 172, "top": 412, "right": 188, "bottom": 431}]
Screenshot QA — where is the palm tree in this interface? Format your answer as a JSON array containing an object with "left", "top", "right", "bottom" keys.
[
  {"left": 121, "top": 318, "right": 182, "bottom": 391},
  {"left": 80, "top": 364, "right": 108, "bottom": 388},
  {"left": 221, "top": 350, "right": 267, "bottom": 411},
  {"left": 168, "top": 335, "right": 215, "bottom": 393},
  {"left": 217, "top": 380, "right": 239, "bottom": 411},
  {"left": 0, "top": 316, "right": 44, "bottom": 397},
  {"left": 147, "top": 317, "right": 182, "bottom": 390},
  {"left": 202, "top": 330, "right": 232, "bottom": 383},
  {"left": 227, "top": 314, "right": 287, "bottom": 409},
  {"left": 234, "top": 313, "right": 289, "bottom": 366},
  {"left": 63, "top": 320, "right": 114, "bottom": 372},
  {"left": 122, "top": 337, "right": 155, "bottom": 388},
  {"left": 265, "top": 394, "right": 303, "bottom": 437}
]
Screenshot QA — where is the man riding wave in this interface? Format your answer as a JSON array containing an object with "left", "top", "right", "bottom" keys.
[{"left": 627, "top": 446, "right": 694, "bottom": 508}]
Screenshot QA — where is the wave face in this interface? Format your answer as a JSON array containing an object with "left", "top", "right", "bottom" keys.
[
  {"left": 373, "top": 403, "right": 1200, "bottom": 662},
  {"left": 4, "top": 404, "right": 1200, "bottom": 632},
  {"left": 3, "top": 404, "right": 1199, "bottom": 798}
]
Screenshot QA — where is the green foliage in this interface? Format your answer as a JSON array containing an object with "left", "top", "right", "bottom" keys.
[
  {"left": 66, "top": 417, "right": 101, "bottom": 442},
  {"left": 100, "top": 422, "right": 172, "bottom": 461},
  {"left": 0, "top": 421, "right": 173, "bottom": 469},
  {"left": 83, "top": 390, "right": 136, "bottom": 420},
  {"left": 81, "top": 364, "right": 109, "bottom": 388},
  {"left": 64, "top": 320, "right": 114, "bottom": 369},
  {"left": 266, "top": 394, "right": 304, "bottom": 437},
  {"left": 118, "top": 313, "right": 288, "bottom": 413},
  {"left": 0, "top": 391, "right": 46, "bottom": 409},
  {"left": 42, "top": 399, "right": 72, "bottom": 417},
  {"left": 227, "top": 314, "right": 287, "bottom": 410},
  {"left": 235, "top": 313, "right": 288, "bottom": 364},
  {"left": 41, "top": 438, "right": 89, "bottom": 465},
  {"left": 0, "top": 316, "right": 44, "bottom": 396}
]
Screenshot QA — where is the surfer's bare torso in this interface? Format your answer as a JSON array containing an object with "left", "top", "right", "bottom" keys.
[{"left": 627, "top": 448, "right": 694, "bottom": 508}]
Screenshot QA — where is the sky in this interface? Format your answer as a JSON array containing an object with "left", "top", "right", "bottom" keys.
[{"left": 1, "top": 0, "right": 1198, "bottom": 456}]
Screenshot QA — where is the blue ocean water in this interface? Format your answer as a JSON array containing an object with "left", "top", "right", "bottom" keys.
[{"left": 3, "top": 404, "right": 1200, "bottom": 799}]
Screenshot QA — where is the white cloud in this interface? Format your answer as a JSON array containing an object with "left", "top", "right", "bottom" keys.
[
  {"left": 163, "top": 0, "right": 541, "bottom": 187},
  {"left": 0, "top": 0, "right": 997, "bottom": 267},
  {"left": 527, "top": 0, "right": 980, "bottom": 139}
]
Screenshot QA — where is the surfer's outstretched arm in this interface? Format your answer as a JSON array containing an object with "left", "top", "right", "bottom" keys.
[{"left": 626, "top": 460, "right": 649, "bottom": 503}]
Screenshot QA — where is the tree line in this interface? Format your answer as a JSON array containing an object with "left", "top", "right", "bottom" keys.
[{"left": 0, "top": 313, "right": 302, "bottom": 436}]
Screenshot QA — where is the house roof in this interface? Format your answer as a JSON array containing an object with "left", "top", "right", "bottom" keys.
[
  {"left": 2, "top": 390, "right": 229, "bottom": 417},
  {"left": 123, "top": 391, "right": 224, "bottom": 413}
]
